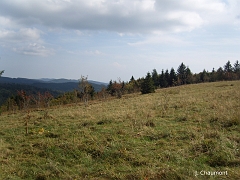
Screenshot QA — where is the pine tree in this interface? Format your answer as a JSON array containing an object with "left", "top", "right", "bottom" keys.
[
  {"left": 151, "top": 69, "right": 159, "bottom": 88},
  {"left": 165, "top": 69, "right": 170, "bottom": 87},
  {"left": 185, "top": 67, "right": 193, "bottom": 84},
  {"left": 169, "top": 68, "right": 177, "bottom": 86},
  {"left": 224, "top": 61, "right": 233, "bottom": 80},
  {"left": 159, "top": 69, "right": 167, "bottom": 88},
  {"left": 107, "top": 80, "right": 114, "bottom": 96},
  {"left": 234, "top": 60, "right": 240, "bottom": 73},
  {"left": 177, "top": 62, "right": 187, "bottom": 85},
  {"left": 224, "top": 60, "right": 233, "bottom": 72},
  {"left": 141, "top": 72, "right": 155, "bottom": 94},
  {"left": 130, "top": 76, "right": 135, "bottom": 82},
  {"left": 234, "top": 60, "right": 240, "bottom": 79}
]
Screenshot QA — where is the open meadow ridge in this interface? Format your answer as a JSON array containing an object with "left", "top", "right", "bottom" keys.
[{"left": 0, "top": 81, "right": 240, "bottom": 179}]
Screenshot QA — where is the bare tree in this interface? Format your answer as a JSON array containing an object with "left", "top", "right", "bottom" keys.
[{"left": 78, "top": 75, "right": 90, "bottom": 106}]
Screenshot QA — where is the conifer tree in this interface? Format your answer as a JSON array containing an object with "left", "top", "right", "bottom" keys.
[
  {"left": 185, "top": 67, "right": 193, "bottom": 84},
  {"left": 159, "top": 69, "right": 167, "bottom": 88},
  {"left": 165, "top": 69, "right": 170, "bottom": 87},
  {"left": 130, "top": 76, "right": 135, "bottom": 82},
  {"left": 151, "top": 69, "right": 159, "bottom": 88},
  {"left": 169, "top": 68, "right": 177, "bottom": 86},
  {"left": 107, "top": 80, "right": 114, "bottom": 96},
  {"left": 177, "top": 62, "right": 187, "bottom": 85},
  {"left": 233, "top": 60, "right": 240, "bottom": 79},
  {"left": 224, "top": 61, "right": 233, "bottom": 80},
  {"left": 141, "top": 72, "right": 155, "bottom": 94},
  {"left": 224, "top": 60, "right": 233, "bottom": 72},
  {"left": 234, "top": 60, "right": 240, "bottom": 73}
]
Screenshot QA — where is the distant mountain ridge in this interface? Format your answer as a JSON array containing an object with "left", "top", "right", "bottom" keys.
[
  {"left": 0, "top": 77, "right": 107, "bottom": 106},
  {"left": 0, "top": 77, "right": 107, "bottom": 86}
]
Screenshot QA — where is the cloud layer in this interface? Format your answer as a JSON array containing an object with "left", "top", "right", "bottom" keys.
[
  {"left": 0, "top": 0, "right": 238, "bottom": 34},
  {"left": 0, "top": 0, "right": 240, "bottom": 82}
]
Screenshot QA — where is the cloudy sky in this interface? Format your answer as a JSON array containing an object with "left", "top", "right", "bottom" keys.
[{"left": 0, "top": 0, "right": 240, "bottom": 82}]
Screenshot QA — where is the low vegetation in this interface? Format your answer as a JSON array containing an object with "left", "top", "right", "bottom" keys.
[{"left": 0, "top": 81, "right": 239, "bottom": 179}]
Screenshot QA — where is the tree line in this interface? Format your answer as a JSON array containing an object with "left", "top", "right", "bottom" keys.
[
  {"left": 1, "top": 60, "right": 239, "bottom": 112},
  {"left": 107, "top": 60, "right": 240, "bottom": 95}
]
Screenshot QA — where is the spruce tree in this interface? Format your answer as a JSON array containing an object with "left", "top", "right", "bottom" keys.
[
  {"left": 234, "top": 60, "right": 240, "bottom": 73},
  {"left": 141, "top": 72, "right": 155, "bottom": 94},
  {"left": 234, "top": 60, "right": 240, "bottom": 79},
  {"left": 159, "top": 69, "right": 167, "bottom": 88},
  {"left": 130, "top": 76, "right": 135, "bottom": 82},
  {"left": 177, "top": 62, "right": 187, "bottom": 85},
  {"left": 165, "top": 69, "right": 170, "bottom": 87},
  {"left": 169, "top": 68, "right": 177, "bottom": 86},
  {"left": 185, "top": 67, "right": 193, "bottom": 84},
  {"left": 151, "top": 69, "right": 159, "bottom": 88},
  {"left": 224, "top": 61, "right": 233, "bottom": 80},
  {"left": 107, "top": 80, "right": 114, "bottom": 96},
  {"left": 224, "top": 60, "right": 233, "bottom": 72}
]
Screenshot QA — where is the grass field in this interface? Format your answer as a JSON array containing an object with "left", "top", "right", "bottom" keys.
[{"left": 0, "top": 81, "right": 240, "bottom": 179}]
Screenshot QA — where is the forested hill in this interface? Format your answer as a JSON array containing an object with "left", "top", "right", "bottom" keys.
[
  {"left": 0, "top": 83, "right": 61, "bottom": 106},
  {"left": 0, "top": 77, "right": 107, "bottom": 106},
  {"left": 0, "top": 77, "right": 106, "bottom": 91}
]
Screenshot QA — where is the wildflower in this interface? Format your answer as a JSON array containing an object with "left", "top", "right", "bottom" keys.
[{"left": 39, "top": 128, "right": 44, "bottom": 134}]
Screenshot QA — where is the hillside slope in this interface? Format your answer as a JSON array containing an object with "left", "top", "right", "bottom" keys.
[{"left": 0, "top": 81, "right": 239, "bottom": 179}]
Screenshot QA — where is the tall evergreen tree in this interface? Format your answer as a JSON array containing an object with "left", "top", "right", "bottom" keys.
[
  {"left": 224, "top": 60, "right": 233, "bottom": 80},
  {"left": 234, "top": 60, "right": 240, "bottom": 79},
  {"left": 169, "top": 68, "right": 177, "bottom": 86},
  {"left": 186, "top": 67, "right": 193, "bottom": 84},
  {"left": 141, "top": 72, "right": 155, "bottom": 94},
  {"left": 107, "top": 80, "right": 114, "bottom": 96},
  {"left": 165, "top": 69, "right": 170, "bottom": 87},
  {"left": 224, "top": 60, "right": 233, "bottom": 72},
  {"left": 151, "top": 69, "right": 159, "bottom": 88},
  {"left": 234, "top": 60, "right": 240, "bottom": 73},
  {"left": 159, "top": 69, "right": 167, "bottom": 88},
  {"left": 177, "top": 62, "right": 187, "bottom": 85}
]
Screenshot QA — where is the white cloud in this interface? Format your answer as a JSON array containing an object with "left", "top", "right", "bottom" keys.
[
  {"left": 0, "top": 0, "right": 237, "bottom": 34},
  {"left": 13, "top": 43, "right": 54, "bottom": 56},
  {"left": 0, "top": 28, "right": 54, "bottom": 56},
  {"left": 0, "top": 28, "right": 41, "bottom": 43}
]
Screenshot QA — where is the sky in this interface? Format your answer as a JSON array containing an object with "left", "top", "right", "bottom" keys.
[{"left": 0, "top": 0, "right": 240, "bottom": 82}]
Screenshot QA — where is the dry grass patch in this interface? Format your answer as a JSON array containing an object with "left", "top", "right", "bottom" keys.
[{"left": 0, "top": 81, "right": 239, "bottom": 179}]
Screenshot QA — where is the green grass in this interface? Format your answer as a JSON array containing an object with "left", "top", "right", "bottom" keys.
[{"left": 0, "top": 81, "right": 240, "bottom": 179}]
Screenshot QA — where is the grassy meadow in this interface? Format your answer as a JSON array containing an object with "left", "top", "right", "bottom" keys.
[{"left": 0, "top": 81, "right": 240, "bottom": 179}]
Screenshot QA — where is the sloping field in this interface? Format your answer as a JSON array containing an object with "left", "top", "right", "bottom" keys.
[{"left": 0, "top": 81, "right": 240, "bottom": 179}]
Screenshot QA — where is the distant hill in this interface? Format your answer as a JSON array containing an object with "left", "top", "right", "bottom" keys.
[
  {"left": 0, "top": 77, "right": 107, "bottom": 106},
  {"left": 0, "top": 83, "right": 61, "bottom": 106},
  {"left": 0, "top": 77, "right": 107, "bottom": 91}
]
